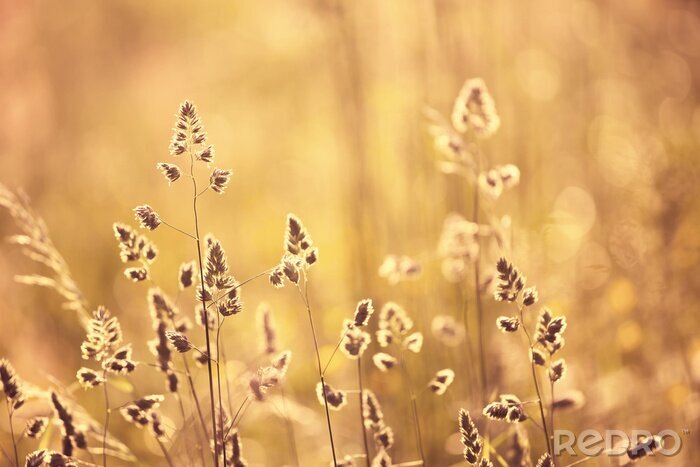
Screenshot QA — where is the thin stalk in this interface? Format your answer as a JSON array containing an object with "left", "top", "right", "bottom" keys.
[
  {"left": 562, "top": 457, "right": 595, "bottom": 467},
  {"left": 398, "top": 350, "right": 425, "bottom": 465},
  {"left": 224, "top": 395, "right": 251, "bottom": 442},
  {"left": 519, "top": 307, "right": 553, "bottom": 460},
  {"left": 230, "top": 396, "right": 250, "bottom": 431},
  {"left": 161, "top": 220, "right": 198, "bottom": 240},
  {"left": 232, "top": 399, "right": 252, "bottom": 427},
  {"left": 167, "top": 315, "right": 210, "bottom": 462},
  {"left": 157, "top": 438, "right": 175, "bottom": 467},
  {"left": 295, "top": 278, "right": 338, "bottom": 466},
  {"left": 5, "top": 403, "right": 18, "bottom": 467},
  {"left": 550, "top": 377, "right": 556, "bottom": 466},
  {"left": 322, "top": 328, "right": 352, "bottom": 375},
  {"left": 214, "top": 312, "right": 228, "bottom": 467},
  {"left": 102, "top": 371, "right": 109, "bottom": 467},
  {"left": 180, "top": 348, "right": 209, "bottom": 447},
  {"left": 205, "top": 268, "right": 276, "bottom": 312},
  {"left": 190, "top": 153, "right": 220, "bottom": 467},
  {"left": 181, "top": 362, "right": 209, "bottom": 465},
  {"left": 357, "top": 358, "right": 371, "bottom": 467}
]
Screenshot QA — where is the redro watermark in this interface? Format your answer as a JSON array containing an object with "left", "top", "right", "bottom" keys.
[{"left": 554, "top": 429, "right": 683, "bottom": 457}]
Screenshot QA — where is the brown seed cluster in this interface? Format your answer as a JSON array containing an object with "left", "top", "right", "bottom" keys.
[
  {"left": 209, "top": 168, "right": 232, "bottom": 194},
  {"left": 427, "top": 368, "right": 455, "bottom": 395},
  {"left": 120, "top": 395, "right": 167, "bottom": 440},
  {"left": 626, "top": 436, "right": 663, "bottom": 462},
  {"left": 536, "top": 453, "right": 553, "bottom": 467},
  {"left": 133, "top": 205, "right": 161, "bottom": 231},
  {"left": 0, "top": 359, "right": 25, "bottom": 410},
  {"left": 113, "top": 223, "right": 157, "bottom": 264},
  {"left": 483, "top": 394, "right": 528, "bottom": 424},
  {"left": 199, "top": 236, "right": 243, "bottom": 317},
  {"left": 148, "top": 288, "right": 180, "bottom": 393},
  {"left": 341, "top": 321, "right": 371, "bottom": 360},
  {"left": 169, "top": 101, "right": 212, "bottom": 161},
  {"left": 51, "top": 392, "right": 87, "bottom": 457},
  {"left": 165, "top": 330, "right": 193, "bottom": 353},
  {"left": 338, "top": 299, "right": 374, "bottom": 360},
  {"left": 25, "top": 417, "right": 49, "bottom": 439},
  {"left": 493, "top": 257, "right": 526, "bottom": 303},
  {"left": 352, "top": 299, "right": 374, "bottom": 327},
  {"left": 156, "top": 162, "right": 182, "bottom": 184},
  {"left": 256, "top": 302, "right": 277, "bottom": 355},
  {"left": 315, "top": 382, "right": 347, "bottom": 410},
  {"left": 25, "top": 450, "right": 76, "bottom": 467},
  {"left": 76, "top": 367, "right": 104, "bottom": 389},
  {"left": 269, "top": 214, "right": 318, "bottom": 288},
  {"left": 178, "top": 260, "right": 196, "bottom": 290},
  {"left": 363, "top": 390, "right": 396, "bottom": 465},
  {"left": 249, "top": 350, "right": 291, "bottom": 402},
  {"left": 458, "top": 409, "right": 492, "bottom": 466},
  {"left": 78, "top": 307, "right": 135, "bottom": 392},
  {"left": 102, "top": 345, "right": 136, "bottom": 374},
  {"left": 80, "top": 306, "right": 122, "bottom": 362}
]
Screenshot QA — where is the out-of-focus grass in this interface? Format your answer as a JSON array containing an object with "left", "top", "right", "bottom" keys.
[{"left": 1, "top": 0, "right": 699, "bottom": 465}]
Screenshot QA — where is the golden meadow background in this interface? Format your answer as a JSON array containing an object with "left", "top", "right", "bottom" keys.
[{"left": 1, "top": 0, "right": 699, "bottom": 465}]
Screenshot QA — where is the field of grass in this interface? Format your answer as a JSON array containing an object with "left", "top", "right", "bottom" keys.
[{"left": 1, "top": 1, "right": 699, "bottom": 466}]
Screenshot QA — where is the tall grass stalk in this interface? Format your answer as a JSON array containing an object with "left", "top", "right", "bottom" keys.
[
  {"left": 102, "top": 370, "right": 110, "bottom": 467},
  {"left": 5, "top": 402, "right": 18, "bottom": 467},
  {"left": 214, "top": 312, "right": 228, "bottom": 467},
  {"left": 189, "top": 151, "right": 220, "bottom": 467},
  {"left": 171, "top": 316, "right": 209, "bottom": 464},
  {"left": 295, "top": 276, "right": 338, "bottom": 466},
  {"left": 518, "top": 305, "right": 553, "bottom": 459}
]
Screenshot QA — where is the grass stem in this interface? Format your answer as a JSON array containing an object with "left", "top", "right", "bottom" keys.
[
  {"left": 214, "top": 312, "right": 228, "bottom": 467},
  {"left": 5, "top": 402, "right": 18, "bottom": 467},
  {"left": 295, "top": 278, "right": 338, "bottom": 466},
  {"left": 519, "top": 306, "right": 553, "bottom": 460},
  {"left": 190, "top": 151, "right": 220, "bottom": 467},
  {"left": 102, "top": 370, "right": 109, "bottom": 467}
]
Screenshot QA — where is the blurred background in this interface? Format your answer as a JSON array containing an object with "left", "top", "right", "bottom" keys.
[{"left": 1, "top": 0, "right": 699, "bottom": 465}]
